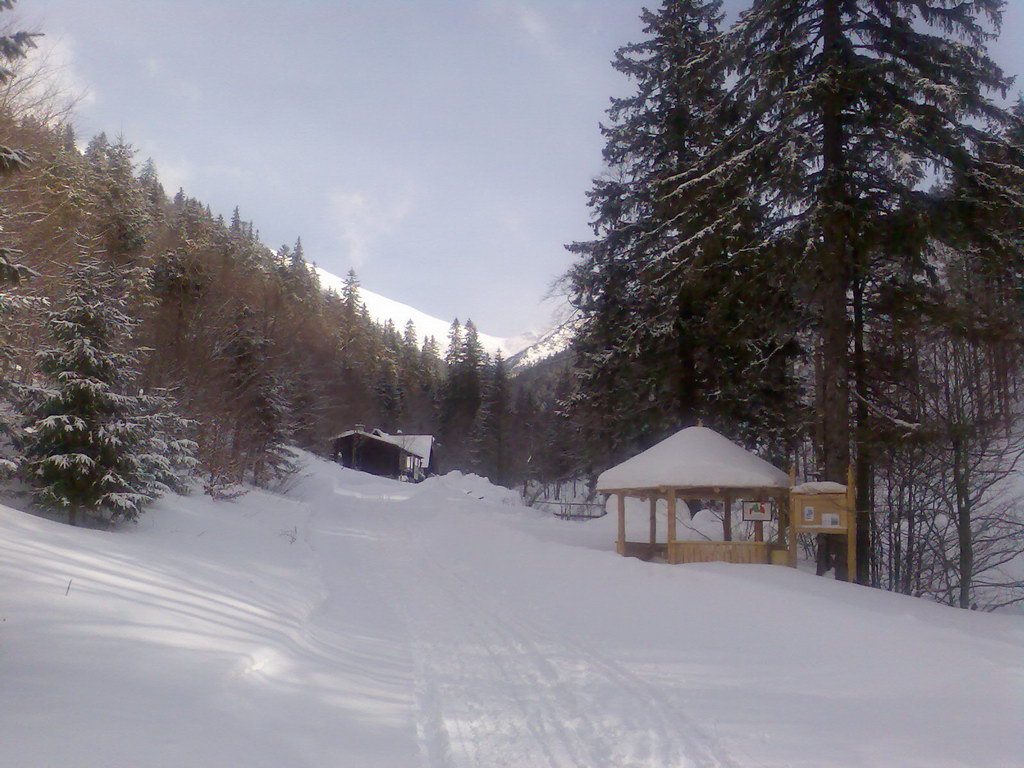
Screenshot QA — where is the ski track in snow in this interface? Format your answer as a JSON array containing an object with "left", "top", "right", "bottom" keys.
[
  {"left": 3, "top": 456, "right": 1022, "bottom": 768},
  {"left": 330, "top": 491, "right": 735, "bottom": 768}
]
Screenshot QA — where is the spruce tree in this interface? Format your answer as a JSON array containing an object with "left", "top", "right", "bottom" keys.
[
  {"left": 341, "top": 269, "right": 362, "bottom": 317},
  {"left": 0, "top": 2, "right": 40, "bottom": 290},
  {"left": 216, "top": 312, "right": 296, "bottom": 487},
  {"left": 688, "top": 0, "right": 1024, "bottom": 579},
  {"left": 470, "top": 352, "right": 511, "bottom": 484},
  {"left": 567, "top": 0, "right": 802, "bottom": 473},
  {"left": 21, "top": 257, "right": 195, "bottom": 524},
  {"left": 402, "top": 319, "right": 418, "bottom": 350}
]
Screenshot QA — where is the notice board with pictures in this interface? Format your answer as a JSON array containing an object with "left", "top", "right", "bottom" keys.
[
  {"left": 790, "top": 492, "right": 850, "bottom": 533},
  {"left": 741, "top": 500, "right": 772, "bottom": 522}
]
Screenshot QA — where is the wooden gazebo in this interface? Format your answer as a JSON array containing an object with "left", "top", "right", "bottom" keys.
[{"left": 597, "top": 427, "right": 790, "bottom": 565}]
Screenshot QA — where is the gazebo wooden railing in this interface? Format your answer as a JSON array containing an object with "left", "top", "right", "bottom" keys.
[
  {"left": 604, "top": 486, "right": 790, "bottom": 566},
  {"left": 668, "top": 541, "right": 769, "bottom": 565},
  {"left": 596, "top": 427, "right": 793, "bottom": 567}
]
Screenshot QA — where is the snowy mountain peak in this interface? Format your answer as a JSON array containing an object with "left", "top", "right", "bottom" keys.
[
  {"left": 314, "top": 266, "right": 558, "bottom": 361},
  {"left": 506, "top": 312, "right": 580, "bottom": 371}
]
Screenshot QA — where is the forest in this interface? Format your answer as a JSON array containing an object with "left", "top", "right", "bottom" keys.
[
  {"left": 0, "top": 4, "right": 579, "bottom": 510},
  {"left": 1, "top": 0, "right": 1022, "bottom": 612},
  {"left": 566, "top": 0, "right": 1024, "bottom": 609}
]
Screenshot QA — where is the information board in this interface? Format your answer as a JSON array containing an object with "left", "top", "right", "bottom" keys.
[
  {"left": 791, "top": 493, "right": 849, "bottom": 533},
  {"left": 741, "top": 500, "right": 772, "bottom": 522}
]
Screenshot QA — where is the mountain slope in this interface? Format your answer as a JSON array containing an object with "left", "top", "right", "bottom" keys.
[
  {"left": 315, "top": 266, "right": 539, "bottom": 357},
  {"left": 1, "top": 452, "right": 1021, "bottom": 767},
  {"left": 507, "top": 311, "right": 580, "bottom": 372}
]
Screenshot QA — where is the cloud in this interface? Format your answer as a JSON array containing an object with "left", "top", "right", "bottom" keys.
[
  {"left": 485, "top": 1, "right": 554, "bottom": 51},
  {"left": 136, "top": 140, "right": 194, "bottom": 195},
  {"left": 153, "top": 156, "right": 194, "bottom": 197},
  {"left": 510, "top": 3, "right": 552, "bottom": 45},
  {"left": 18, "top": 34, "right": 96, "bottom": 121},
  {"left": 141, "top": 55, "right": 202, "bottom": 102},
  {"left": 326, "top": 184, "right": 416, "bottom": 269},
  {"left": 483, "top": 1, "right": 587, "bottom": 84}
]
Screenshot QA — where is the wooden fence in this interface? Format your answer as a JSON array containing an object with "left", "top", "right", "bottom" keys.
[
  {"left": 667, "top": 541, "right": 770, "bottom": 565},
  {"left": 539, "top": 501, "right": 606, "bottom": 520},
  {"left": 615, "top": 540, "right": 773, "bottom": 565}
]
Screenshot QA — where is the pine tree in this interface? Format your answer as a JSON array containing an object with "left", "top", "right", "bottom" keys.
[
  {"left": 440, "top": 318, "right": 491, "bottom": 470},
  {"left": 137, "top": 157, "right": 167, "bottom": 225},
  {"left": 444, "top": 318, "right": 463, "bottom": 368},
  {"left": 688, "top": 0, "right": 1024, "bottom": 580},
  {"left": 341, "top": 269, "right": 362, "bottom": 317},
  {"left": 402, "top": 319, "right": 418, "bottom": 350},
  {"left": 567, "top": 0, "right": 801, "bottom": 474},
  {"left": 422, "top": 335, "right": 441, "bottom": 369},
  {"left": 0, "top": 5, "right": 39, "bottom": 89},
  {"left": 214, "top": 312, "right": 296, "bottom": 488},
  {"left": 21, "top": 257, "right": 195, "bottom": 524},
  {"left": 470, "top": 352, "right": 511, "bottom": 484},
  {"left": 0, "top": 2, "right": 40, "bottom": 290}
]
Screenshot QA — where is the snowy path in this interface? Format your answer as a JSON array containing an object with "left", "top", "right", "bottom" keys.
[
  {"left": 376, "top": 510, "right": 732, "bottom": 768},
  {"left": 2, "top": 455, "right": 1023, "bottom": 767},
  {"left": 308, "top": 469, "right": 1024, "bottom": 768},
  {"left": 303, "top": 470, "right": 737, "bottom": 767}
]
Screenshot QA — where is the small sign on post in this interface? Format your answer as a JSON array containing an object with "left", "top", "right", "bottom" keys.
[{"left": 741, "top": 500, "right": 771, "bottom": 522}]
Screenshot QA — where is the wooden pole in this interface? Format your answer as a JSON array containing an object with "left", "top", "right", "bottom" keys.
[
  {"left": 753, "top": 493, "right": 764, "bottom": 543},
  {"left": 617, "top": 493, "right": 626, "bottom": 556},
  {"left": 777, "top": 492, "right": 787, "bottom": 546},
  {"left": 723, "top": 494, "right": 732, "bottom": 542},
  {"left": 788, "top": 468, "right": 798, "bottom": 568},
  {"left": 649, "top": 496, "right": 657, "bottom": 546},
  {"left": 846, "top": 464, "right": 857, "bottom": 583},
  {"left": 667, "top": 489, "right": 677, "bottom": 545}
]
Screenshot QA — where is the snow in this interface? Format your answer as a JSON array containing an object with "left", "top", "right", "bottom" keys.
[
  {"left": 792, "top": 481, "right": 848, "bottom": 495},
  {"left": 314, "top": 266, "right": 539, "bottom": 357},
  {"left": 2, "top": 451, "right": 1022, "bottom": 767},
  {"left": 334, "top": 428, "right": 434, "bottom": 462},
  {"left": 507, "top": 308, "right": 580, "bottom": 371},
  {"left": 598, "top": 426, "right": 790, "bottom": 491},
  {"left": 390, "top": 433, "right": 434, "bottom": 462}
]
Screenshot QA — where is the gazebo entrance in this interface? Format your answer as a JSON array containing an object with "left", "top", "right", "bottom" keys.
[
  {"left": 609, "top": 487, "right": 787, "bottom": 565},
  {"left": 597, "top": 427, "right": 791, "bottom": 566}
]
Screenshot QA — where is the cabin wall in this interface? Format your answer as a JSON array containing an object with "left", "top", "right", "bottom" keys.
[{"left": 332, "top": 435, "right": 403, "bottom": 478}]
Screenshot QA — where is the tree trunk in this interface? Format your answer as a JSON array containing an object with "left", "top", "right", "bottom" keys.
[
  {"left": 818, "top": 0, "right": 852, "bottom": 580},
  {"left": 852, "top": 272, "right": 873, "bottom": 585},
  {"left": 953, "top": 436, "right": 973, "bottom": 609}
]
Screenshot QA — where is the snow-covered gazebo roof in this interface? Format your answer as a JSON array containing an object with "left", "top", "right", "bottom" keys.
[{"left": 597, "top": 426, "right": 788, "bottom": 495}]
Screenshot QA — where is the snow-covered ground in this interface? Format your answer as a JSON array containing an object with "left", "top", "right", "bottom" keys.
[{"left": 2, "top": 452, "right": 1022, "bottom": 767}]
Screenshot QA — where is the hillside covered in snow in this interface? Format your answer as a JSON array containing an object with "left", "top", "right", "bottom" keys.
[
  {"left": 1, "top": 451, "right": 1021, "bottom": 768},
  {"left": 314, "top": 266, "right": 544, "bottom": 359}
]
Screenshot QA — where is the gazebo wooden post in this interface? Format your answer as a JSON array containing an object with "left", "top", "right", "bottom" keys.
[
  {"left": 667, "top": 488, "right": 677, "bottom": 559},
  {"left": 649, "top": 496, "right": 657, "bottom": 548},
  {"left": 787, "top": 499, "right": 798, "bottom": 568},
  {"left": 723, "top": 493, "right": 733, "bottom": 542},
  {"left": 754, "top": 492, "right": 764, "bottom": 543},
  {"left": 846, "top": 464, "right": 857, "bottom": 582},
  {"left": 787, "top": 468, "right": 797, "bottom": 566},
  {"left": 616, "top": 493, "right": 626, "bottom": 556},
  {"left": 776, "top": 491, "right": 788, "bottom": 547}
]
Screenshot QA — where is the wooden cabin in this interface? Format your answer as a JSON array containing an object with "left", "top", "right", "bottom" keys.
[
  {"left": 331, "top": 428, "right": 434, "bottom": 482},
  {"left": 597, "top": 426, "right": 791, "bottom": 565}
]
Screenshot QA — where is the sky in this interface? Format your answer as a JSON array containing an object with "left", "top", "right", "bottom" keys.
[{"left": 19, "top": 0, "right": 1024, "bottom": 338}]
